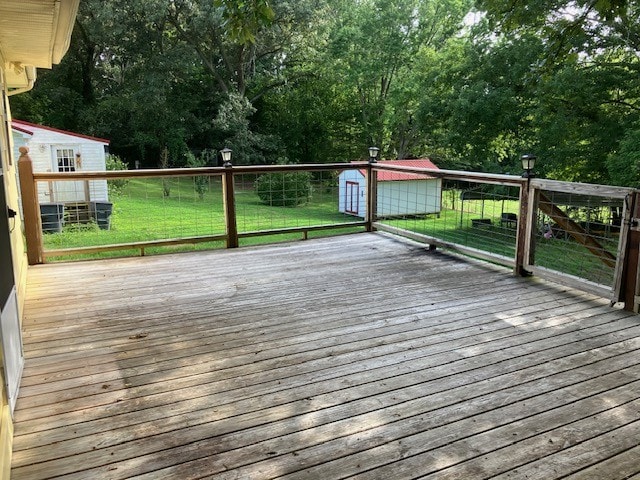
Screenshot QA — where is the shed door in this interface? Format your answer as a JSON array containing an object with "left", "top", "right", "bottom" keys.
[
  {"left": 0, "top": 172, "right": 23, "bottom": 414},
  {"left": 51, "top": 146, "right": 85, "bottom": 202},
  {"left": 345, "top": 181, "right": 359, "bottom": 215}
]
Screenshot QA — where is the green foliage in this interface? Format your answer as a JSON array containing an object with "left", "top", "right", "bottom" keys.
[
  {"left": 11, "top": 0, "right": 640, "bottom": 185},
  {"left": 214, "top": 0, "right": 275, "bottom": 45},
  {"left": 105, "top": 154, "right": 130, "bottom": 197},
  {"left": 322, "top": 0, "right": 472, "bottom": 156},
  {"left": 607, "top": 129, "right": 640, "bottom": 187},
  {"left": 255, "top": 172, "right": 312, "bottom": 207},
  {"left": 214, "top": 93, "right": 281, "bottom": 164}
]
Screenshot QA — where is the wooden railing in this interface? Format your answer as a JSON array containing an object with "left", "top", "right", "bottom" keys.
[
  {"left": 17, "top": 148, "right": 640, "bottom": 312},
  {"left": 17, "top": 148, "right": 368, "bottom": 261},
  {"left": 527, "top": 178, "right": 637, "bottom": 307},
  {"left": 369, "top": 163, "right": 529, "bottom": 272}
]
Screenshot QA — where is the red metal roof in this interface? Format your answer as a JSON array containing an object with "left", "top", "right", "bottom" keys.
[
  {"left": 11, "top": 119, "right": 110, "bottom": 144},
  {"left": 359, "top": 158, "right": 439, "bottom": 181},
  {"left": 11, "top": 124, "right": 33, "bottom": 135}
]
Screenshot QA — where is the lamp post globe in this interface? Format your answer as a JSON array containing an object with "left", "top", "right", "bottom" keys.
[
  {"left": 221, "top": 148, "right": 232, "bottom": 167},
  {"left": 521, "top": 154, "right": 536, "bottom": 178},
  {"left": 368, "top": 147, "right": 380, "bottom": 163}
]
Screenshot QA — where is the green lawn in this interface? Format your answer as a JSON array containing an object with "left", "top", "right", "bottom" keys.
[
  {"left": 383, "top": 200, "right": 618, "bottom": 286},
  {"left": 43, "top": 176, "right": 362, "bottom": 259}
]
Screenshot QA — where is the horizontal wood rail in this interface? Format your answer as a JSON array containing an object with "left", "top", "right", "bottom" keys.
[
  {"left": 238, "top": 222, "right": 367, "bottom": 239},
  {"left": 43, "top": 234, "right": 228, "bottom": 259},
  {"left": 530, "top": 178, "right": 632, "bottom": 199},
  {"left": 31, "top": 162, "right": 369, "bottom": 181},
  {"left": 373, "top": 164, "right": 527, "bottom": 187}
]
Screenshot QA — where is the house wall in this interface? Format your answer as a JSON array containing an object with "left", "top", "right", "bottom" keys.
[
  {"left": 0, "top": 63, "right": 22, "bottom": 480},
  {"left": 12, "top": 127, "right": 108, "bottom": 204}
]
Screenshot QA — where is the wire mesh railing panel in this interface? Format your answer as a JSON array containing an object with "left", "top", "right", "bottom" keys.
[
  {"left": 24, "top": 161, "right": 632, "bottom": 297},
  {"left": 532, "top": 190, "right": 622, "bottom": 287},
  {"left": 40, "top": 175, "right": 226, "bottom": 258},
  {"left": 379, "top": 178, "right": 521, "bottom": 262},
  {"left": 234, "top": 170, "right": 363, "bottom": 241}
]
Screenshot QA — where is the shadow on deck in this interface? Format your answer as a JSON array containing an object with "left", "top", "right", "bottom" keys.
[{"left": 11, "top": 232, "right": 640, "bottom": 479}]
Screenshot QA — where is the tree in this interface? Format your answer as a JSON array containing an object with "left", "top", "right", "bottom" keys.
[
  {"left": 411, "top": 29, "right": 544, "bottom": 171},
  {"left": 468, "top": 0, "right": 640, "bottom": 182},
  {"left": 11, "top": 0, "right": 639, "bottom": 186},
  {"left": 323, "top": 0, "right": 472, "bottom": 158},
  {"left": 607, "top": 128, "right": 640, "bottom": 187}
]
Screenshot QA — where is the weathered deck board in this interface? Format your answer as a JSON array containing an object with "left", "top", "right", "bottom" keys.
[{"left": 11, "top": 232, "right": 640, "bottom": 479}]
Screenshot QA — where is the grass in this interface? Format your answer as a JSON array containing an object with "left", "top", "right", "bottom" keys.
[
  {"left": 43, "top": 176, "right": 362, "bottom": 260},
  {"left": 383, "top": 198, "right": 617, "bottom": 286},
  {"left": 41, "top": 178, "right": 620, "bottom": 287}
]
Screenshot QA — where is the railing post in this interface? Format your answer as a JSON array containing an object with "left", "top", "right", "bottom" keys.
[
  {"left": 620, "top": 191, "right": 640, "bottom": 312},
  {"left": 515, "top": 181, "right": 530, "bottom": 275},
  {"left": 17, "top": 147, "right": 43, "bottom": 264},
  {"left": 222, "top": 162, "right": 238, "bottom": 248},
  {"left": 515, "top": 180, "right": 539, "bottom": 276},
  {"left": 527, "top": 188, "right": 540, "bottom": 267},
  {"left": 366, "top": 162, "right": 378, "bottom": 232}
]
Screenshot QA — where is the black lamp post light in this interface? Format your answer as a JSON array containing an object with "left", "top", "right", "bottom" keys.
[
  {"left": 221, "top": 147, "right": 232, "bottom": 167},
  {"left": 368, "top": 146, "right": 380, "bottom": 163},
  {"left": 521, "top": 153, "right": 536, "bottom": 178}
]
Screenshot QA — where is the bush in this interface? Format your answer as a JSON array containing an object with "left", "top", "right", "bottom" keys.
[
  {"left": 106, "top": 154, "right": 129, "bottom": 197},
  {"left": 255, "top": 172, "right": 312, "bottom": 207}
]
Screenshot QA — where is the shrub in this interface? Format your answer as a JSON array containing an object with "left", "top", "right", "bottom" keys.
[
  {"left": 255, "top": 172, "right": 312, "bottom": 207},
  {"left": 105, "top": 154, "right": 129, "bottom": 197}
]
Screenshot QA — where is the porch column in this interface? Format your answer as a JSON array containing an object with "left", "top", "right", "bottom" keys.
[{"left": 17, "top": 147, "right": 43, "bottom": 264}]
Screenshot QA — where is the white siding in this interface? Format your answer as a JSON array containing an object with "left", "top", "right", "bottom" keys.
[
  {"left": 338, "top": 169, "right": 366, "bottom": 217},
  {"left": 12, "top": 124, "right": 108, "bottom": 203},
  {"left": 377, "top": 179, "right": 442, "bottom": 217},
  {"left": 339, "top": 169, "right": 442, "bottom": 218}
]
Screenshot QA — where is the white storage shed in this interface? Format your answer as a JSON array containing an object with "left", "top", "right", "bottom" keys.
[{"left": 339, "top": 159, "right": 442, "bottom": 218}]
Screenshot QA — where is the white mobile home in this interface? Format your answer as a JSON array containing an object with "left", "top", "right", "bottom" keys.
[
  {"left": 12, "top": 119, "right": 109, "bottom": 204},
  {"left": 339, "top": 159, "right": 442, "bottom": 218}
]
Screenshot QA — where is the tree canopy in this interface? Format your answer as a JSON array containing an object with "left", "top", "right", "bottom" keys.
[{"left": 9, "top": 0, "right": 640, "bottom": 186}]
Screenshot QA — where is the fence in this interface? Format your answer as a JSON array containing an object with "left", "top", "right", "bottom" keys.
[
  {"left": 370, "top": 163, "right": 525, "bottom": 269},
  {"left": 17, "top": 153, "right": 368, "bottom": 262},
  {"left": 527, "top": 178, "right": 633, "bottom": 299},
  {"left": 367, "top": 162, "right": 637, "bottom": 308},
  {"left": 17, "top": 150, "right": 640, "bottom": 311}
]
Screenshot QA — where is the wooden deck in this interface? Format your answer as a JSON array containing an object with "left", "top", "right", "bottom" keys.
[{"left": 11, "top": 232, "right": 640, "bottom": 479}]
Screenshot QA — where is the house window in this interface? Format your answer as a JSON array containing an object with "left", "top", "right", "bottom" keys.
[{"left": 56, "top": 148, "right": 76, "bottom": 172}]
